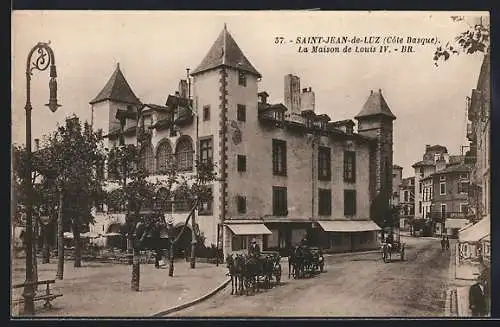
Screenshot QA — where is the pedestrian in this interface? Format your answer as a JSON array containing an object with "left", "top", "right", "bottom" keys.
[
  {"left": 469, "top": 273, "right": 487, "bottom": 317},
  {"left": 441, "top": 237, "right": 446, "bottom": 251},
  {"left": 445, "top": 236, "right": 450, "bottom": 250}
]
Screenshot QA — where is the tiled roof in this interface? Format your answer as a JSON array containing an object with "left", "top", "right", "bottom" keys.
[
  {"left": 433, "top": 163, "right": 472, "bottom": 175},
  {"left": 330, "top": 119, "right": 355, "bottom": 127},
  {"left": 191, "top": 25, "right": 261, "bottom": 77},
  {"left": 355, "top": 89, "right": 396, "bottom": 120},
  {"left": 411, "top": 160, "right": 435, "bottom": 168},
  {"left": 90, "top": 64, "right": 141, "bottom": 105},
  {"left": 115, "top": 109, "right": 137, "bottom": 120},
  {"left": 143, "top": 104, "right": 171, "bottom": 112}
]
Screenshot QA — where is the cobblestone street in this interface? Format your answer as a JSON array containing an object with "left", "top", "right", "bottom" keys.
[{"left": 170, "top": 236, "right": 451, "bottom": 317}]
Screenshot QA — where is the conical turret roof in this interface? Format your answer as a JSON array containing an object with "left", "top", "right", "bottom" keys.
[
  {"left": 355, "top": 89, "right": 396, "bottom": 120},
  {"left": 191, "top": 24, "right": 261, "bottom": 77},
  {"left": 90, "top": 63, "right": 141, "bottom": 105}
]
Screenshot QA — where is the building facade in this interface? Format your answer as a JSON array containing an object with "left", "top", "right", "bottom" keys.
[
  {"left": 399, "top": 176, "right": 415, "bottom": 231},
  {"left": 459, "top": 53, "right": 490, "bottom": 267},
  {"left": 411, "top": 145, "right": 466, "bottom": 235},
  {"left": 90, "top": 25, "right": 396, "bottom": 257},
  {"left": 428, "top": 164, "right": 472, "bottom": 237}
]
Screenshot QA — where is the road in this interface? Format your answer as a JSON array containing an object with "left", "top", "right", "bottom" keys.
[{"left": 170, "top": 236, "right": 452, "bottom": 317}]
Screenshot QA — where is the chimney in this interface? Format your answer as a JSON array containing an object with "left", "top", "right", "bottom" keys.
[
  {"left": 34, "top": 138, "right": 40, "bottom": 152},
  {"left": 178, "top": 80, "right": 188, "bottom": 98},
  {"left": 300, "top": 86, "right": 315, "bottom": 112},
  {"left": 425, "top": 144, "right": 431, "bottom": 152},
  {"left": 284, "top": 74, "right": 301, "bottom": 114}
]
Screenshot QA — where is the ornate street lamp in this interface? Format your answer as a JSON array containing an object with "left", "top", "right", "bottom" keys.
[{"left": 22, "top": 42, "right": 61, "bottom": 315}]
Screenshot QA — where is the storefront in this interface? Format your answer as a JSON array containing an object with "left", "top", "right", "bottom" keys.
[
  {"left": 316, "top": 220, "right": 381, "bottom": 253},
  {"left": 458, "top": 216, "right": 490, "bottom": 266},
  {"left": 224, "top": 222, "right": 272, "bottom": 256},
  {"left": 445, "top": 218, "right": 469, "bottom": 238}
]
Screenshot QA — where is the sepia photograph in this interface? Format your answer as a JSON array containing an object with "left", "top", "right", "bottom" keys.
[{"left": 11, "top": 10, "right": 491, "bottom": 318}]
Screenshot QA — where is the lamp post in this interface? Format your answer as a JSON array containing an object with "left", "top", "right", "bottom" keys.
[
  {"left": 23, "top": 42, "right": 61, "bottom": 315},
  {"left": 185, "top": 68, "right": 199, "bottom": 269}
]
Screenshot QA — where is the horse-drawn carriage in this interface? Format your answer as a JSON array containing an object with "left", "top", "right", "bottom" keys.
[
  {"left": 381, "top": 235, "right": 405, "bottom": 263},
  {"left": 288, "top": 245, "right": 325, "bottom": 279},
  {"left": 226, "top": 251, "right": 282, "bottom": 295}
]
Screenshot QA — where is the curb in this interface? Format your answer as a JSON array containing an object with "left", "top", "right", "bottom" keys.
[{"left": 151, "top": 278, "right": 231, "bottom": 317}]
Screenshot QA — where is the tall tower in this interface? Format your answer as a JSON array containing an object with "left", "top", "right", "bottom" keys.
[
  {"left": 355, "top": 89, "right": 396, "bottom": 228},
  {"left": 190, "top": 24, "right": 261, "bottom": 256},
  {"left": 89, "top": 63, "right": 141, "bottom": 140}
]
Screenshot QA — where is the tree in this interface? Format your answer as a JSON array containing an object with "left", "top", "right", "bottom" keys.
[
  {"left": 43, "top": 116, "right": 106, "bottom": 275},
  {"left": 106, "top": 144, "right": 216, "bottom": 289},
  {"left": 433, "top": 15, "right": 490, "bottom": 66}
]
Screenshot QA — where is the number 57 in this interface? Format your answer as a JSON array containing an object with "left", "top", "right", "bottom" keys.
[{"left": 275, "top": 37, "right": 284, "bottom": 44}]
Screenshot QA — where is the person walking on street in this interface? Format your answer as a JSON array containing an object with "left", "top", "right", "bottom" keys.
[
  {"left": 469, "top": 273, "right": 487, "bottom": 317},
  {"left": 441, "top": 236, "right": 446, "bottom": 251},
  {"left": 445, "top": 236, "right": 450, "bottom": 250}
]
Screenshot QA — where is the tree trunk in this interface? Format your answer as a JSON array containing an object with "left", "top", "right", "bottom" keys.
[
  {"left": 168, "top": 240, "right": 175, "bottom": 277},
  {"left": 42, "top": 224, "right": 50, "bottom": 264},
  {"left": 131, "top": 248, "right": 140, "bottom": 291},
  {"left": 190, "top": 210, "right": 197, "bottom": 269},
  {"left": 56, "top": 191, "right": 64, "bottom": 280},
  {"left": 73, "top": 223, "right": 82, "bottom": 268}
]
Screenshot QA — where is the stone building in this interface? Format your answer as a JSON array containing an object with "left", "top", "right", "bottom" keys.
[
  {"left": 89, "top": 25, "right": 396, "bottom": 257},
  {"left": 427, "top": 164, "right": 472, "bottom": 237},
  {"left": 399, "top": 176, "right": 415, "bottom": 231},
  {"left": 411, "top": 144, "right": 471, "bottom": 236},
  {"left": 391, "top": 165, "right": 403, "bottom": 206},
  {"left": 459, "top": 53, "right": 490, "bottom": 266}
]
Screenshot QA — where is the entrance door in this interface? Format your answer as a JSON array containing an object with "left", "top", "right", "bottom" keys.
[{"left": 278, "top": 229, "right": 291, "bottom": 256}]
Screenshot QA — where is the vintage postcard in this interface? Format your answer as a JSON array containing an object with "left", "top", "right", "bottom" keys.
[{"left": 11, "top": 11, "right": 491, "bottom": 318}]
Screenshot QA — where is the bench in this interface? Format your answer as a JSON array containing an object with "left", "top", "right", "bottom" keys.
[{"left": 12, "top": 279, "right": 63, "bottom": 310}]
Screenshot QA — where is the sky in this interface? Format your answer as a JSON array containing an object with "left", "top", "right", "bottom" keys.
[{"left": 12, "top": 11, "right": 488, "bottom": 177}]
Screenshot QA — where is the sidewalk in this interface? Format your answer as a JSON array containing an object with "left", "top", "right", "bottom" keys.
[
  {"left": 11, "top": 258, "right": 228, "bottom": 317},
  {"left": 445, "top": 240, "right": 490, "bottom": 317}
]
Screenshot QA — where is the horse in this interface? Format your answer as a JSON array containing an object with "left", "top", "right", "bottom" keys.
[
  {"left": 233, "top": 254, "right": 246, "bottom": 295},
  {"left": 226, "top": 254, "right": 239, "bottom": 295},
  {"left": 381, "top": 242, "right": 392, "bottom": 263},
  {"left": 289, "top": 246, "right": 306, "bottom": 279}
]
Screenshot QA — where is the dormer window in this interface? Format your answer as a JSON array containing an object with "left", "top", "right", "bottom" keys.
[{"left": 238, "top": 70, "right": 246, "bottom": 87}]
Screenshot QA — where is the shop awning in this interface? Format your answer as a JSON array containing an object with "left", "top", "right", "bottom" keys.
[
  {"left": 226, "top": 223, "right": 272, "bottom": 235},
  {"left": 445, "top": 218, "right": 469, "bottom": 229},
  {"left": 459, "top": 216, "right": 490, "bottom": 243},
  {"left": 317, "top": 220, "right": 381, "bottom": 232}
]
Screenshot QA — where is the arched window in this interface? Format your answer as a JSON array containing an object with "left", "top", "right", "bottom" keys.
[
  {"left": 175, "top": 137, "right": 194, "bottom": 172},
  {"left": 139, "top": 145, "right": 155, "bottom": 174},
  {"left": 156, "top": 140, "right": 173, "bottom": 173}
]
